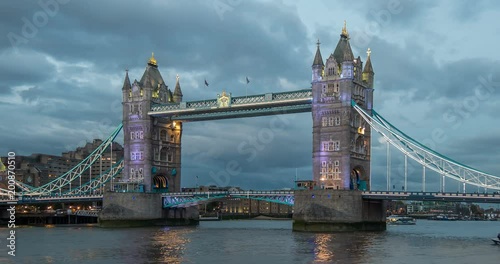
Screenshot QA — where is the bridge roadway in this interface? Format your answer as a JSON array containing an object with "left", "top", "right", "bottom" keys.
[
  {"left": 1, "top": 191, "right": 499, "bottom": 206},
  {"left": 148, "top": 89, "right": 313, "bottom": 121}
]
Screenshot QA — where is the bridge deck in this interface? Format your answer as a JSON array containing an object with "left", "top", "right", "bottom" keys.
[{"left": 148, "top": 89, "right": 312, "bottom": 121}]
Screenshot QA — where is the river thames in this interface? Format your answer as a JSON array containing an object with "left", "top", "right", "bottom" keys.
[{"left": 0, "top": 220, "right": 499, "bottom": 263}]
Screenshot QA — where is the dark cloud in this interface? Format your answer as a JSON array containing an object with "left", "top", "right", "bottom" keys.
[{"left": 0, "top": 49, "right": 56, "bottom": 87}]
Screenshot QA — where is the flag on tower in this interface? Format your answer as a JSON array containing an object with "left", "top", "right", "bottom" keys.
[
  {"left": 204, "top": 79, "right": 209, "bottom": 87},
  {"left": 246, "top": 76, "right": 250, "bottom": 84}
]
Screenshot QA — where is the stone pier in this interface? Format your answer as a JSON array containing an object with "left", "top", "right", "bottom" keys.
[
  {"left": 292, "top": 190, "right": 386, "bottom": 232},
  {"left": 99, "top": 192, "right": 199, "bottom": 227}
]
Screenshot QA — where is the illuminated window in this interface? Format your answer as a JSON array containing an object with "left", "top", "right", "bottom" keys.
[
  {"left": 328, "top": 117, "right": 334, "bottom": 126},
  {"left": 322, "top": 141, "right": 340, "bottom": 151},
  {"left": 322, "top": 117, "right": 327, "bottom": 127},
  {"left": 322, "top": 142, "right": 329, "bottom": 151},
  {"left": 334, "top": 167, "right": 341, "bottom": 180}
]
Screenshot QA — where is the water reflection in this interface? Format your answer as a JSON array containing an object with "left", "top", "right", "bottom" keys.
[
  {"left": 145, "top": 227, "right": 194, "bottom": 263},
  {"left": 314, "top": 234, "right": 334, "bottom": 262},
  {"left": 307, "top": 232, "right": 379, "bottom": 263}
]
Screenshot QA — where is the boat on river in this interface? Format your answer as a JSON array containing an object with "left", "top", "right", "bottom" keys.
[{"left": 387, "top": 215, "right": 416, "bottom": 225}]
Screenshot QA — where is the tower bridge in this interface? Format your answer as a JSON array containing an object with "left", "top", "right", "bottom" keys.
[{"left": 3, "top": 22, "right": 500, "bottom": 230}]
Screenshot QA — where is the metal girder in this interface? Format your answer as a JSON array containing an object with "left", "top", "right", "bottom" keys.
[
  {"left": 63, "top": 159, "right": 124, "bottom": 195},
  {"left": 23, "top": 124, "right": 123, "bottom": 196},
  {"left": 352, "top": 100, "right": 500, "bottom": 191},
  {"left": 231, "top": 195, "right": 294, "bottom": 206},
  {"left": 149, "top": 89, "right": 313, "bottom": 121},
  {"left": 163, "top": 194, "right": 228, "bottom": 208},
  {"left": 170, "top": 104, "right": 311, "bottom": 121},
  {"left": 162, "top": 191, "right": 296, "bottom": 207}
]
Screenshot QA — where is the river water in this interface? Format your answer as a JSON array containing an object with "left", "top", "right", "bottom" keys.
[{"left": 0, "top": 220, "right": 499, "bottom": 263}]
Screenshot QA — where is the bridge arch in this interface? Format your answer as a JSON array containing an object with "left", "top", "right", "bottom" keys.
[
  {"left": 350, "top": 165, "right": 367, "bottom": 190},
  {"left": 153, "top": 175, "right": 168, "bottom": 190}
]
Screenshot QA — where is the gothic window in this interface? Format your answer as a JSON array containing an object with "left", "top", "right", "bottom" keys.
[
  {"left": 328, "top": 117, "right": 334, "bottom": 126},
  {"left": 130, "top": 132, "right": 135, "bottom": 140},
  {"left": 160, "top": 130, "right": 167, "bottom": 141},
  {"left": 322, "top": 142, "right": 329, "bottom": 151},
  {"left": 130, "top": 151, "right": 143, "bottom": 161},
  {"left": 327, "top": 162, "right": 333, "bottom": 179},
  {"left": 130, "top": 168, "right": 135, "bottom": 180},
  {"left": 322, "top": 140, "right": 340, "bottom": 151},
  {"left": 334, "top": 160, "right": 340, "bottom": 166},
  {"left": 139, "top": 131, "right": 144, "bottom": 139},
  {"left": 160, "top": 148, "right": 168, "bottom": 161},
  {"left": 333, "top": 141, "right": 340, "bottom": 151},
  {"left": 320, "top": 161, "right": 329, "bottom": 180},
  {"left": 334, "top": 167, "right": 341, "bottom": 180},
  {"left": 138, "top": 168, "right": 144, "bottom": 181},
  {"left": 154, "top": 148, "right": 159, "bottom": 161},
  {"left": 167, "top": 153, "right": 173, "bottom": 162},
  {"left": 334, "top": 84, "right": 339, "bottom": 93},
  {"left": 170, "top": 134, "right": 175, "bottom": 142},
  {"left": 335, "top": 116, "right": 341, "bottom": 126},
  {"left": 322, "top": 117, "right": 327, "bottom": 127}
]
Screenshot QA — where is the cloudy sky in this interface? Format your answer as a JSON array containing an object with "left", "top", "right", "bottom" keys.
[{"left": 1, "top": 0, "right": 500, "bottom": 191}]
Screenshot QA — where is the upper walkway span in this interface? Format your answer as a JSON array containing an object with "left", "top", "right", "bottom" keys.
[{"left": 148, "top": 89, "right": 312, "bottom": 121}]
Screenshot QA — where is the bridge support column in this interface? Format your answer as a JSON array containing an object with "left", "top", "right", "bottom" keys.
[
  {"left": 292, "top": 190, "right": 386, "bottom": 232},
  {"left": 99, "top": 192, "right": 167, "bottom": 227},
  {"left": 164, "top": 207, "right": 199, "bottom": 226}
]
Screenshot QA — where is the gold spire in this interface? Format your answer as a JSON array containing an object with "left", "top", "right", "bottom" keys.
[
  {"left": 148, "top": 52, "right": 157, "bottom": 66},
  {"left": 341, "top": 20, "right": 349, "bottom": 38}
]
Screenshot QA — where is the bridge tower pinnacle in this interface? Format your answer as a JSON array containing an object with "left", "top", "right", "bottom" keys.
[
  {"left": 122, "top": 53, "right": 182, "bottom": 193},
  {"left": 311, "top": 23, "right": 374, "bottom": 191},
  {"left": 312, "top": 39, "right": 324, "bottom": 83}
]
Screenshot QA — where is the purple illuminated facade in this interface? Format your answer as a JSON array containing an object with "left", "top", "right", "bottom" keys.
[
  {"left": 121, "top": 54, "right": 183, "bottom": 192},
  {"left": 311, "top": 24, "right": 374, "bottom": 190}
]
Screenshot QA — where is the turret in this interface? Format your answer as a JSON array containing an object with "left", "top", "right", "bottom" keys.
[
  {"left": 341, "top": 53, "right": 354, "bottom": 79},
  {"left": 173, "top": 74, "right": 183, "bottom": 103},
  {"left": 122, "top": 70, "right": 131, "bottom": 102},
  {"left": 312, "top": 39, "right": 324, "bottom": 82},
  {"left": 362, "top": 48, "right": 374, "bottom": 88}
]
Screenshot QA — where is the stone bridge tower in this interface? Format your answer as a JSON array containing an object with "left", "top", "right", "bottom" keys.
[
  {"left": 122, "top": 53, "right": 183, "bottom": 193},
  {"left": 311, "top": 22, "right": 374, "bottom": 191}
]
